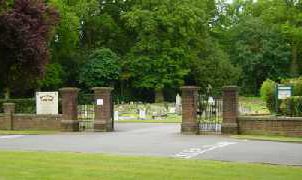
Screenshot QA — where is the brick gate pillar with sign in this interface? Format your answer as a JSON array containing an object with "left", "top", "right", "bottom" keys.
[
  {"left": 181, "top": 86, "right": 200, "bottom": 135},
  {"left": 59, "top": 87, "right": 80, "bottom": 132},
  {"left": 222, "top": 86, "right": 239, "bottom": 134},
  {"left": 92, "top": 87, "right": 114, "bottom": 132}
]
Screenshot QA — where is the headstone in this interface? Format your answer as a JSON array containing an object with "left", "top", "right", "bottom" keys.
[
  {"left": 176, "top": 94, "right": 181, "bottom": 106},
  {"left": 208, "top": 96, "right": 215, "bottom": 105},
  {"left": 169, "top": 107, "right": 176, "bottom": 113},
  {"left": 114, "top": 111, "right": 119, "bottom": 121},
  {"left": 139, "top": 109, "right": 147, "bottom": 120},
  {"left": 176, "top": 94, "right": 182, "bottom": 114},
  {"left": 36, "top": 92, "right": 58, "bottom": 114}
]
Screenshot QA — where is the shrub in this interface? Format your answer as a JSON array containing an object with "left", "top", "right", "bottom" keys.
[
  {"left": 281, "top": 96, "right": 302, "bottom": 117},
  {"left": 260, "top": 79, "right": 277, "bottom": 113},
  {"left": 281, "top": 77, "right": 302, "bottom": 96},
  {"left": 0, "top": 99, "right": 35, "bottom": 114}
]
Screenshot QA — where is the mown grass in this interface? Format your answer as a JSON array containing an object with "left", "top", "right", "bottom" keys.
[
  {"left": 231, "top": 135, "right": 302, "bottom": 143},
  {"left": 117, "top": 114, "right": 182, "bottom": 123},
  {"left": 0, "top": 151, "right": 301, "bottom": 180},
  {"left": 0, "top": 130, "right": 58, "bottom": 135},
  {"left": 239, "top": 96, "right": 270, "bottom": 115}
]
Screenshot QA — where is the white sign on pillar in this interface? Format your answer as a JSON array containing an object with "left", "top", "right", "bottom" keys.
[{"left": 36, "top": 92, "right": 58, "bottom": 114}]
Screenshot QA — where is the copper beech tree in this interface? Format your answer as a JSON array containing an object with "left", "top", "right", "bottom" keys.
[{"left": 0, "top": 0, "right": 59, "bottom": 98}]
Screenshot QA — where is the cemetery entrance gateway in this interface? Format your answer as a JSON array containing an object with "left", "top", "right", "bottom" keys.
[
  {"left": 78, "top": 94, "right": 95, "bottom": 131},
  {"left": 197, "top": 91, "right": 223, "bottom": 133},
  {"left": 78, "top": 91, "right": 114, "bottom": 132}
]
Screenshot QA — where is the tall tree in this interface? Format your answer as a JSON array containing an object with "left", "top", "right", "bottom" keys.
[
  {"left": 122, "top": 0, "right": 208, "bottom": 102},
  {"left": 0, "top": 0, "right": 59, "bottom": 98}
]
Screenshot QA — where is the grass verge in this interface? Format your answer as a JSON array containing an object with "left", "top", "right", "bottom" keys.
[
  {"left": 117, "top": 114, "right": 182, "bottom": 123},
  {"left": 0, "top": 151, "right": 301, "bottom": 180},
  {"left": 0, "top": 130, "right": 58, "bottom": 135},
  {"left": 231, "top": 135, "right": 302, "bottom": 143}
]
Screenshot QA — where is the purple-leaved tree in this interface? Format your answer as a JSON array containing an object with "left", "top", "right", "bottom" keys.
[{"left": 0, "top": 0, "right": 59, "bottom": 98}]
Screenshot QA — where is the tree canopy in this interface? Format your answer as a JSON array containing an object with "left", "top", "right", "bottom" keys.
[{"left": 1, "top": 0, "right": 302, "bottom": 100}]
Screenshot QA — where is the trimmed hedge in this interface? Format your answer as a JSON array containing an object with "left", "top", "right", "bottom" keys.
[
  {"left": 0, "top": 99, "right": 36, "bottom": 114},
  {"left": 0, "top": 98, "right": 62, "bottom": 114},
  {"left": 260, "top": 79, "right": 277, "bottom": 113},
  {"left": 280, "top": 96, "right": 302, "bottom": 117},
  {"left": 261, "top": 77, "right": 302, "bottom": 116}
]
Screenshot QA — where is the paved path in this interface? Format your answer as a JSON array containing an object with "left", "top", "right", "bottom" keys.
[{"left": 0, "top": 123, "right": 302, "bottom": 165}]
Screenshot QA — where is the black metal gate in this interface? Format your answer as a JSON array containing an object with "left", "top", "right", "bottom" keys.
[
  {"left": 197, "top": 93, "right": 223, "bottom": 134},
  {"left": 78, "top": 94, "right": 95, "bottom": 131}
]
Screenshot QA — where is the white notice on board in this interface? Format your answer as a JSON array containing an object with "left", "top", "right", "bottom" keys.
[{"left": 97, "top": 99, "right": 103, "bottom": 105}]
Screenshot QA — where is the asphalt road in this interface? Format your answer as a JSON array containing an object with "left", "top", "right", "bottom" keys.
[{"left": 0, "top": 123, "right": 302, "bottom": 166}]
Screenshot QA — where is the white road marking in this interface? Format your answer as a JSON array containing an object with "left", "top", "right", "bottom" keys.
[
  {"left": 173, "top": 141, "right": 238, "bottom": 159},
  {"left": 0, "top": 135, "right": 25, "bottom": 139}
]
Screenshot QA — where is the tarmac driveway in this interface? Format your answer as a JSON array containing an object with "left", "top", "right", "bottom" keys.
[{"left": 0, "top": 123, "right": 301, "bottom": 166}]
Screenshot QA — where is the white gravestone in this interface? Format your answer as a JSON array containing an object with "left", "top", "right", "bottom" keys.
[
  {"left": 36, "top": 92, "right": 58, "bottom": 114},
  {"left": 114, "top": 111, "right": 119, "bottom": 121},
  {"left": 176, "top": 94, "right": 182, "bottom": 114},
  {"left": 169, "top": 107, "right": 176, "bottom": 113},
  {"left": 139, "top": 109, "right": 147, "bottom": 120},
  {"left": 176, "top": 94, "right": 181, "bottom": 106}
]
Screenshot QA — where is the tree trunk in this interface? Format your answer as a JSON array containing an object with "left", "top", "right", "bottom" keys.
[
  {"left": 154, "top": 88, "right": 164, "bottom": 103},
  {"left": 4, "top": 87, "right": 10, "bottom": 100},
  {"left": 290, "top": 43, "right": 298, "bottom": 77}
]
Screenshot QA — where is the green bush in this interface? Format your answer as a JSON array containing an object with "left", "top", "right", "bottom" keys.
[
  {"left": 0, "top": 99, "right": 36, "bottom": 114},
  {"left": 260, "top": 79, "right": 277, "bottom": 113},
  {"left": 281, "top": 96, "right": 302, "bottom": 117},
  {"left": 281, "top": 77, "right": 302, "bottom": 96}
]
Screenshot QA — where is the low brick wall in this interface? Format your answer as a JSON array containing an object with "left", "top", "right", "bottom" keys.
[
  {"left": 0, "top": 113, "right": 62, "bottom": 130},
  {"left": 238, "top": 116, "right": 302, "bottom": 137}
]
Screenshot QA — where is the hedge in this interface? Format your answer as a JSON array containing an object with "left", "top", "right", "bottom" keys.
[
  {"left": 0, "top": 98, "right": 62, "bottom": 114},
  {"left": 280, "top": 96, "right": 302, "bottom": 117},
  {"left": 261, "top": 77, "right": 302, "bottom": 116},
  {"left": 0, "top": 99, "right": 36, "bottom": 114}
]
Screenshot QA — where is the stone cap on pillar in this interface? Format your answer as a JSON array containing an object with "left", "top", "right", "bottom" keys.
[
  {"left": 181, "top": 86, "right": 200, "bottom": 91},
  {"left": 223, "top": 86, "right": 239, "bottom": 92},
  {"left": 59, "top": 87, "right": 80, "bottom": 93},
  {"left": 92, "top": 87, "right": 114, "bottom": 92},
  {"left": 3, "top": 103, "right": 16, "bottom": 106},
  {"left": 3, "top": 103, "right": 15, "bottom": 113},
  {"left": 180, "top": 86, "right": 200, "bottom": 90}
]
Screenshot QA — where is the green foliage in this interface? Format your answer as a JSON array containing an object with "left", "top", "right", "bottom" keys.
[
  {"left": 39, "top": 63, "right": 64, "bottom": 90},
  {"left": 79, "top": 48, "right": 120, "bottom": 88},
  {"left": 0, "top": 99, "right": 35, "bottom": 114},
  {"left": 281, "top": 77, "right": 302, "bottom": 96},
  {"left": 281, "top": 96, "right": 302, "bottom": 117},
  {"left": 260, "top": 79, "right": 277, "bottom": 113},
  {"left": 229, "top": 17, "right": 290, "bottom": 95}
]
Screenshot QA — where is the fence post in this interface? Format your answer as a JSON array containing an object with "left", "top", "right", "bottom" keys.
[
  {"left": 59, "top": 87, "right": 80, "bottom": 132},
  {"left": 3, "top": 103, "right": 15, "bottom": 130},
  {"left": 92, "top": 87, "right": 114, "bottom": 132},
  {"left": 222, "top": 86, "right": 239, "bottom": 134},
  {"left": 181, "top": 86, "right": 200, "bottom": 135}
]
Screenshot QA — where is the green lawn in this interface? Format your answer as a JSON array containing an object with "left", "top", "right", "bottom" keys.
[
  {"left": 231, "top": 135, "right": 302, "bottom": 143},
  {"left": 0, "top": 130, "right": 58, "bottom": 135},
  {"left": 239, "top": 96, "right": 270, "bottom": 114},
  {"left": 117, "top": 114, "right": 182, "bottom": 123},
  {"left": 0, "top": 151, "right": 301, "bottom": 180}
]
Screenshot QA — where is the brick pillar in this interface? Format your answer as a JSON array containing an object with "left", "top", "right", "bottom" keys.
[
  {"left": 59, "top": 87, "right": 79, "bottom": 132},
  {"left": 222, "top": 86, "right": 239, "bottom": 134},
  {"left": 3, "top": 103, "right": 15, "bottom": 130},
  {"left": 181, "top": 86, "right": 199, "bottom": 135},
  {"left": 92, "top": 87, "right": 114, "bottom": 132}
]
